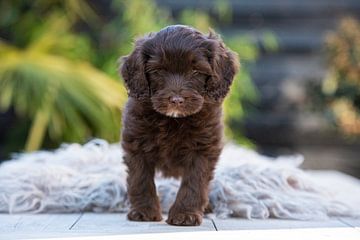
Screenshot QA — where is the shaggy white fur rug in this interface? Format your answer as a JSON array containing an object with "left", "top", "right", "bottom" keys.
[{"left": 0, "top": 139, "right": 358, "bottom": 220}]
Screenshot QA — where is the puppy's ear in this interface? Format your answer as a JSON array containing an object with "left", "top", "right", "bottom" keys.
[
  {"left": 119, "top": 37, "right": 150, "bottom": 99},
  {"left": 204, "top": 31, "right": 240, "bottom": 101}
]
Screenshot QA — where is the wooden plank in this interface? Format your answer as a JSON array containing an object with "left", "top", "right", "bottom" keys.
[
  {"left": 23, "top": 228, "right": 360, "bottom": 240},
  {"left": 0, "top": 232, "right": 99, "bottom": 240},
  {"left": 0, "top": 214, "right": 359, "bottom": 240},
  {"left": 0, "top": 214, "right": 23, "bottom": 233},
  {"left": 211, "top": 218, "right": 349, "bottom": 230},
  {"left": 71, "top": 213, "right": 216, "bottom": 234},
  {"left": 0, "top": 213, "right": 81, "bottom": 233},
  {"left": 339, "top": 218, "right": 360, "bottom": 230}
]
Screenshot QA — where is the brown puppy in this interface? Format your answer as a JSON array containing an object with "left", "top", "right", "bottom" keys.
[{"left": 120, "top": 25, "right": 239, "bottom": 226}]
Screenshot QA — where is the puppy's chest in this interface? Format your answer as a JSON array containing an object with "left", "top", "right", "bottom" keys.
[
  {"left": 151, "top": 119, "right": 199, "bottom": 168},
  {"left": 149, "top": 117, "right": 205, "bottom": 153},
  {"left": 140, "top": 110, "right": 222, "bottom": 159},
  {"left": 156, "top": 119, "right": 196, "bottom": 147}
]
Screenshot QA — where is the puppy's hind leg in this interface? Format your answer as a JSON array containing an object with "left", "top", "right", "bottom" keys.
[{"left": 125, "top": 154, "right": 162, "bottom": 222}]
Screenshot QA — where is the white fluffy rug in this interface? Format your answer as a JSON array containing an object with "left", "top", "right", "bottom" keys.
[{"left": 0, "top": 139, "right": 359, "bottom": 220}]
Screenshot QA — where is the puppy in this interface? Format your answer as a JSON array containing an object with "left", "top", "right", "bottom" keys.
[{"left": 120, "top": 25, "right": 239, "bottom": 226}]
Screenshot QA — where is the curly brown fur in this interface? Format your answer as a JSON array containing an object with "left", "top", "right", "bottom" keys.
[{"left": 120, "top": 25, "right": 239, "bottom": 226}]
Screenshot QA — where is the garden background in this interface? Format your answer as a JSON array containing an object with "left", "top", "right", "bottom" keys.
[{"left": 1, "top": 0, "right": 360, "bottom": 177}]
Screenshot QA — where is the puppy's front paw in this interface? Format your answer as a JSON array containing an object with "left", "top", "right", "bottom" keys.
[
  {"left": 166, "top": 212, "right": 203, "bottom": 226},
  {"left": 127, "top": 208, "right": 162, "bottom": 222}
]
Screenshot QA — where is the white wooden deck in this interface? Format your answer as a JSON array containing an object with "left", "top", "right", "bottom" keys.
[
  {"left": 1, "top": 171, "right": 360, "bottom": 240},
  {"left": 0, "top": 213, "right": 360, "bottom": 240}
]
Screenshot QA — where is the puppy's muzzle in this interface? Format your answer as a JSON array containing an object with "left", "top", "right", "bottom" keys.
[{"left": 169, "top": 96, "right": 185, "bottom": 106}]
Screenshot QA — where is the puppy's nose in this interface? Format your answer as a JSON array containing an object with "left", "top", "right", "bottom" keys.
[{"left": 170, "top": 96, "right": 184, "bottom": 105}]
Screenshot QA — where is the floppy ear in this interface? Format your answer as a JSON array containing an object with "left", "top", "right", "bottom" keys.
[
  {"left": 119, "top": 37, "right": 150, "bottom": 99},
  {"left": 204, "top": 31, "right": 240, "bottom": 101}
]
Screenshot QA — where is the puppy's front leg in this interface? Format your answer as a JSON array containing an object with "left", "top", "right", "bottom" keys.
[
  {"left": 166, "top": 155, "right": 216, "bottom": 226},
  {"left": 125, "top": 154, "right": 162, "bottom": 221}
]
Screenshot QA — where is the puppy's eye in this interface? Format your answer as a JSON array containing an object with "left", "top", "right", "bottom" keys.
[
  {"left": 150, "top": 70, "right": 162, "bottom": 77},
  {"left": 192, "top": 70, "right": 199, "bottom": 75}
]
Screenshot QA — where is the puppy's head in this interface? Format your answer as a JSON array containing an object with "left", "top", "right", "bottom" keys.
[{"left": 120, "top": 25, "right": 239, "bottom": 118}]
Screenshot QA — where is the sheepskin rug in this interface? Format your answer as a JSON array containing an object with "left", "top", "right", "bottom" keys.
[{"left": 0, "top": 139, "right": 359, "bottom": 220}]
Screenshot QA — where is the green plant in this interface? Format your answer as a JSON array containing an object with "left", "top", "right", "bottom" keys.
[
  {"left": 323, "top": 17, "right": 360, "bottom": 136},
  {"left": 94, "top": 0, "right": 172, "bottom": 78},
  {"left": 0, "top": 16, "right": 126, "bottom": 151},
  {"left": 0, "top": 0, "right": 171, "bottom": 153}
]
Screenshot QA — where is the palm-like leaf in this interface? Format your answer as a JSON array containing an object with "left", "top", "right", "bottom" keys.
[{"left": 0, "top": 17, "right": 126, "bottom": 151}]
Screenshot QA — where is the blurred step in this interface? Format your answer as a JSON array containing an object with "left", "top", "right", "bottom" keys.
[
  {"left": 250, "top": 54, "right": 325, "bottom": 85},
  {"left": 224, "top": 28, "right": 327, "bottom": 53},
  {"left": 157, "top": 0, "right": 360, "bottom": 18},
  {"left": 243, "top": 112, "right": 359, "bottom": 146}
]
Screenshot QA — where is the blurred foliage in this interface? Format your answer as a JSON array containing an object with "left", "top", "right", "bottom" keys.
[
  {"left": 224, "top": 32, "right": 278, "bottom": 146},
  {"left": 0, "top": 5, "right": 126, "bottom": 152},
  {"left": 0, "top": 0, "right": 269, "bottom": 154},
  {"left": 0, "top": 1, "right": 127, "bottom": 152},
  {"left": 323, "top": 17, "right": 360, "bottom": 136}
]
